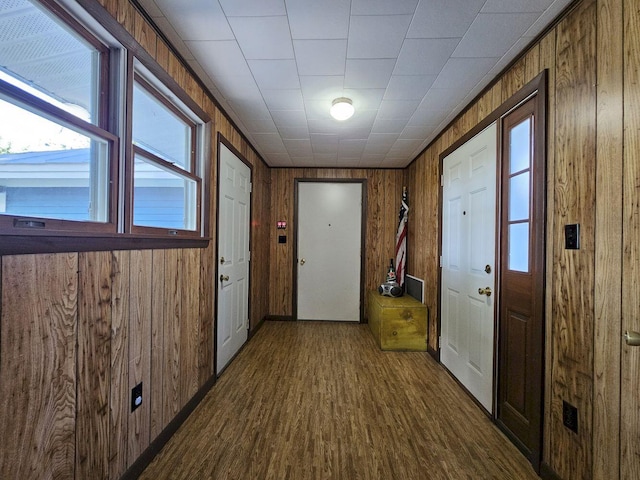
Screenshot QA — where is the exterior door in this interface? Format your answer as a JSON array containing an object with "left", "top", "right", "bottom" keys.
[
  {"left": 296, "top": 181, "right": 363, "bottom": 322},
  {"left": 496, "top": 97, "right": 545, "bottom": 470},
  {"left": 441, "top": 123, "right": 497, "bottom": 413},
  {"left": 216, "top": 142, "right": 250, "bottom": 374}
]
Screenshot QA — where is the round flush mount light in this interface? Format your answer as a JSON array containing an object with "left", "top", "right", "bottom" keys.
[{"left": 330, "top": 97, "right": 355, "bottom": 121}]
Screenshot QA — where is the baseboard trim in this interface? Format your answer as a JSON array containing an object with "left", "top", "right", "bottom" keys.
[
  {"left": 249, "top": 316, "right": 266, "bottom": 338},
  {"left": 265, "top": 315, "right": 295, "bottom": 321},
  {"left": 121, "top": 373, "right": 217, "bottom": 479},
  {"left": 427, "top": 345, "right": 439, "bottom": 361},
  {"left": 540, "top": 461, "right": 562, "bottom": 480}
]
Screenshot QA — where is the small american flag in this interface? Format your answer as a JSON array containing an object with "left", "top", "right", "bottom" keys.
[{"left": 395, "top": 187, "right": 408, "bottom": 287}]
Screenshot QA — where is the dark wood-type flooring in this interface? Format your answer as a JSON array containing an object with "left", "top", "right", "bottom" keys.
[{"left": 139, "top": 321, "right": 539, "bottom": 479}]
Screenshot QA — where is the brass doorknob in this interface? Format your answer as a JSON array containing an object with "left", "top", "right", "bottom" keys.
[
  {"left": 219, "top": 275, "right": 229, "bottom": 282},
  {"left": 478, "top": 287, "right": 492, "bottom": 297},
  {"left": 300, "top": 258, "right": 306, "bottom": 265},
  {"left": 624, "top": 330, "right": 640, "bottom": 346}
]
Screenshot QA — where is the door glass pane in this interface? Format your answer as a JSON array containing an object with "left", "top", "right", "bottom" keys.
[
  {"left": 509, "top": 222, "right": 529, "bottom": 272},
  {"left": 133, "top": 154, "right": 196, "bottom": 230},
  {"left": 509, "top": 172, "right": 530, "bottom": 221},
  {"left": 509, "top": 118, "right": 531, "bottom": 174},
  {"left": 0, "top": 0, "right": 101, "bottom": 123}
]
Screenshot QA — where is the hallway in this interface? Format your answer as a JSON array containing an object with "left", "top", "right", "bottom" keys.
[{"left": 139, "top": 321, "right": 538, "bottom": 479}]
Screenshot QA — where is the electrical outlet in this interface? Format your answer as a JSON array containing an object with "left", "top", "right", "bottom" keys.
[
  {"left": 131, "top": 382, "right": 143, "bottom": 413},
  {"left": 562, "top": 400, "right": 578, "bottom": 433}
]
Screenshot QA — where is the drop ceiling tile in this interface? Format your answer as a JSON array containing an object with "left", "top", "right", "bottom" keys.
[
  {"left": 394, "top": 38, "right": 460, "bottom": 75},
  {"left": 294, "top": 40, "right": 347, "bottom": 76},
  {"left": 271, "top": 109, "right": 308, "bottom": 128},
  {"left": 278, "top": 126, "right": 310, "bottom": 139},
  {"left": 400, "top": 125, "right": 436, "bottom": 140},
  {"left": 285, "top": 0, "right": 351, "bottom": 39},
  {"left": 239, "top": 116, "right": 279, "bottom": 134},
  {"left": 343, "top": 89, "right": 385, "bottom": 111},
  {"left": 312, "top": 153, "right": 338, "bottom": 164},
  {"left": 299, "top": 76, "right": 345, "bottom": 100},
  {"left": 407, "top": 107, "right": 449, "bottom": 127},
  {"left": 365, "top": 142, "right": 393, "bottom": 155},
  {"left": 407, "top": 0, "right": 485, "bottom": 38},
  {"left": 310, "top": 133, "right": 339, "bottom": 146},
  {"left": 390, "top": 138, "right": 423, "bottom": 154},
  {"left": 432, "top": 57, "right": 497, "bottom": 92},
  {"left": 262, "top": 89, "right": 304, "bottom": 110},
  {"left": 384, "top": 75, "right": 437, "bottom": 100},
  {"left": 481, "top": 0, "right": 554, "bottom": 13},
  {"left": 219, "top": 0, "right": 286, "bottom": 16},
  {"left": 153, "top": 0, "right": 234, "bottom": 41},
  {"left": 358, "top": 155, "right": 385, "bottom": 168},
  {"left": 366, "top": 133, "right": 400, "bottom": 147},
  {"left": 186, "top": 40, "right": 252, "bottom": 77},
  {"left": 351, "top": 0, "right": 418, "bottom": 15},
  {"left": 283, "top": 139, "right": 313, "bottom": 155},
  {"left": 347, "top": 15, "right": 412, "bottom": 59},
  {"left": 453, "top": 13, "right": 541, "bottom": 58},
  {"left": 416, "top": 88, "right": 464, "bottom": 112},
  {"left": 344, "top": 59, "right": 396, "bottom": 89},
  {"left": 312, "top": 143, "right": 339, "bottom": 155},
  {"left": 212, "top": 74, "right": 261, "bottom": 102},
  {"left": 248, "top": 59, "right": 300, "bottom": 89},
  {"left": 371, "top": 118, "right": 407, "bottom": 135},
  {"left": 228, "top": 16, "right": 294, "bottom": 59},
  {"left": 377, "top": 100, "right": 419, "bottom": 119}
]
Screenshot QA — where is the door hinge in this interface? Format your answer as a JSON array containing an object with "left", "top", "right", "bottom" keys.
[
  {"left": 248, "top": 251, "right": 251, "bottom": 262},
  {"left": 438, "top": 336, "right": 441, "bottom": 349},
  {"left": 249, "top": 182, "right": 253, "bottom": 193},
  {"left": 439, "top": 255, "right": 443, "bottom": 267},
  {"left": 440, "top": 174, "right": 444, "bottom": 187}
]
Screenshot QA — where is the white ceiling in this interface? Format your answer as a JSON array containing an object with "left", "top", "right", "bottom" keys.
[{"left": 135, "top": 0, "right": 573, "bottom": 168}]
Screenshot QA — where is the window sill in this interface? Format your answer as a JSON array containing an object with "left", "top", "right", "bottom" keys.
[{"left": 0, "top": 231, "right": 210, "bottom": 256}]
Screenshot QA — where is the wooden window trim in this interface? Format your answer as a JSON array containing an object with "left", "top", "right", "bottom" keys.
[
  {"left": 127, "top": 65, "right": 205, "bottom": 238},
  {"left": 0, "top": 0, "right": 211, "bottom": 255}
]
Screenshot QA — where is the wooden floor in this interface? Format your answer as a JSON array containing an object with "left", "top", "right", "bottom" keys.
[{"left": 139, "top": 321, "right": 539, "bottom": 480}]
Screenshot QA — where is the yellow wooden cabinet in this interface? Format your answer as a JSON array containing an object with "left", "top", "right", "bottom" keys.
[{"left": 367, "top": 290, "right": 427, "bottom": 351}]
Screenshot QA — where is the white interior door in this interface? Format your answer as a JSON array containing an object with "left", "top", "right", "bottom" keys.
[
  {"left": 297, "top": 182, "right": 362, "bottom": 322},
  {"left": 217, "top": 143, "right": 250, "bottom": 374},
  {"left": 441, "top": 123, "right": 497, "bottom": 412}
]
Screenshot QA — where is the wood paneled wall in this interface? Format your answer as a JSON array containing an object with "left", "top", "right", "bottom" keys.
[
  {"left": 268, "top": 169, "right": 404, "bottom": 318},
  {"left": 406, "top": 0, "right": 637, "bottom": 478},
  {"left": 0, "top": 1, "right": 271, "bottom": 479}
]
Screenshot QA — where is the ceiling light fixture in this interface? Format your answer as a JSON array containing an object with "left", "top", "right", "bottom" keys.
[{"left": 330, "top": 97, "right": 355, "bottom": 121}]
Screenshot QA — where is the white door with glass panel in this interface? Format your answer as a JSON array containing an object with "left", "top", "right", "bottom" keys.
[
  {"left": 441, "top": 123, "right": 497, "bottom": 412},
  {"left": 297, "top": 182, "right": 362, "bottom": 322},
  {"left": 217, "top": 143, "right": 250, "bottom": 374}
]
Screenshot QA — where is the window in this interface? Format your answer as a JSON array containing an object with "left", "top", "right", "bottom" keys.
[
  {"left": 506, "top": 116, "right": 533, "bottom": 272},
  {"left": 129, "top": 70, "right": 204, "bottom": 235},
  {"left": 0, "top": 0, "right": 115, "bottom": 233},
  {"left": 0, "top": 0, "right": 211, "bottom": 253}
]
